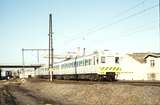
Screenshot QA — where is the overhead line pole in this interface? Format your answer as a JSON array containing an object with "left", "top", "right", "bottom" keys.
[
  {"left": 22, "top": 48, "right": 25, "bottom": 66},
  {"left": 159, "top": 0, "right": 160, "bottom": 51},
  {"left": 50, "top": 14, "right": 54, "bottom": 68},
  {"left": 22, "top": 49, "right": 48, "bottom": 51},
  {"left": 22, "top": 49, "right": 49, "bottom": 65},
  {"left": 22, "top": 48, "right": 25, "bottom": 77},
  {"left": 48, "top": 13, "right": 54, "bottom": 82}
]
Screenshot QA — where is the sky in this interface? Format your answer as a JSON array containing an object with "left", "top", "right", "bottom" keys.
[{"left": 0, "top": 0, "right": 159, "bottom": 64}]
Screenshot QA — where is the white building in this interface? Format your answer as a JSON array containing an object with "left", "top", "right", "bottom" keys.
[
  {"left": 19, "top": 68, "right": 36, "bottom": 78},
  {"left": 118, "top": 53, "right": 160, "bottom": 80},
  {"left": 145, "top": 54, "right": 160, "bottom": 80}
]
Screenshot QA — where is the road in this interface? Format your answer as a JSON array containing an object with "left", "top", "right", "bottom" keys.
[{"left": 0, "top": 81, "right": 61, "bottom": 105}]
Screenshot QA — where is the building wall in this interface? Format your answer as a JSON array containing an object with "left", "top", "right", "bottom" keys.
[
  {"left": 146, "top": 57, "right": 160, "bottom": 80},
  {"left": 117, "top": 55, "right": 147, "bottom": 80},
  {"left": 19, "top": 68, "right": 36, "bottom": 78}
]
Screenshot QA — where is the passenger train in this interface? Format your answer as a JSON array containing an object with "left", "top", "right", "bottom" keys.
[{"left": 38, "top": 50, "right": 122, "bottom": 81}]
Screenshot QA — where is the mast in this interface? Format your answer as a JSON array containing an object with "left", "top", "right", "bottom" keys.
[{"left": 48, "top": 13, "right": 54, "bottom": 81}]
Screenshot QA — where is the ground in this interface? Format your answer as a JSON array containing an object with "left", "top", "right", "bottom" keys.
[{"left": 0, "top": 79, "right": 160, "bottom": 105}]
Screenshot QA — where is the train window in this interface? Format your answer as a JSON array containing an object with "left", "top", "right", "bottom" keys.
[
  {"left": 66, "top": 64, "right": 68, "bottom": 68},
  {"left": 62, "top": 63, "right": 67, "bottom": 69},
  {"left": 68, "top": 63, "right": 70, "bottom": 68},
  {"left": 78, "top": 61, "right": 80, "bottom": 67},
  {"left": 115, "top": 57, "right": 119, "bottom": 64},
  {"left": 89, "top": 59, "right": 92, "bottom": 65},
  {"left": 83, "top": 60, "right": 85, "bottom": 66},
  {"left": 54, "top": 65, "right": 59, "bottom": 70},
  {"left": 76, "top": 61, "right": 79, "bottom": 67},
  {"left": 73, "top": 62, "right": 74, "bottom": 67},
  {"left": 74, "top": 62, "right": 76, "bottom": 67},
  {"left": 79, "top": 61, "right": 81, "bottom": 66},
  {"left": 75, "top": 61, "right": 77, "bottom": 67},
  {"left": 84, "top": 59, "right": 86, "bottom": 66},
  {"left": 69, "top": 63, "right": 71, "bottom": 68},
  {"left": 79, "top": 60, "right": 84, "bottom": 66},
  {"left": 101, "top": 56, "right": 105, "bottom": 63},
  {"left": 72, "top": 62, "right": 74, "bottom": 67},
  {"left": 64, "top": 64, "right": 66, "bottom": 69},
  {"left": 85, "top": 59, "right": 89, "bottom": 66},
  {"left": 70, "top": 63, "right": 73, "bottom": 68},
  {"left": 84, "top": 59, "right": 92, "bottom": 66},
  {"left": 61, "top": 64, "right": 64, "bottom": 69}
]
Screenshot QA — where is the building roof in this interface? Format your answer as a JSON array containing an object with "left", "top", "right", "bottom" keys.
[
  {"left": 144, "top": 54, "right": 160, "bottom": 59},
  {"left": 128, "top": 53, "right": 160, "bottom": 63}
]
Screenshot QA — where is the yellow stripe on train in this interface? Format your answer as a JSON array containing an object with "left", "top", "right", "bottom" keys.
[{"left": 99, "top": 66, "right": 121, "bottom": 74}]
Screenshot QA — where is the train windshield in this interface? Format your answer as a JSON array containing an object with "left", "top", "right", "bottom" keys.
[{"left": 101, "top": 56, "right": 106, "bottom": 63}]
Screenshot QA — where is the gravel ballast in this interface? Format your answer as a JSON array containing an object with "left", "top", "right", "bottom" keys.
[{"left": 21, "top": 80, "right": 160, "bottom": 105}]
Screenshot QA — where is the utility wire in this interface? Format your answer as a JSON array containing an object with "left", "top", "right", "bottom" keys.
[
  {"left": 92, "top": 26, "right": 156, "bottom": 43},
  {"left": 63, "top": 0, "right": 147, "bottom": 42},
  {"left": 65, "top": 4, "right": 158, "bottom": 45},
  {"left": 111, "top": 21, "right": 157, "bottom": 39},
  {"left": 65, "top": 3, "right": 158, "bottom": 44},
  {"left": 113, "top": 26, "right": 156, "bottom": 40},
  {"left": 112, "top": 0, "right": 146, "bottom": 18},
  {"left": 85, "top": 4, "right": 158, "bottom": 36}
]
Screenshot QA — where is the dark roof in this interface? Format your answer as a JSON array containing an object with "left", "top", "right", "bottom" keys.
[
  {"left": 0, "top": 64, "right": 42, "bottom": 68},
  {"left": 128, "top": 53, "right": 160, "bottom": 63},
  {"left": 144, "top": 54, "right": 160, "bottom": 59}
]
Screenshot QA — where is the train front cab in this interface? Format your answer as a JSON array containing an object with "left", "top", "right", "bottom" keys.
[{"left": 97, "top": 53, "right": 121, "bottom": 81}]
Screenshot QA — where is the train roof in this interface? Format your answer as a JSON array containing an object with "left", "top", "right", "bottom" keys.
[{"left": 53, "top": 53, "right": 97, "bottom": 64}]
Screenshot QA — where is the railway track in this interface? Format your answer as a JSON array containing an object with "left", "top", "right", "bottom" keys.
[
  {"left": 29, "top": 78, "right": 160, "bottom": 87},
  {"left": 54, "top": 80, "right": 160, "bottom": 87},
  {"left": 108, "top": 80, "right": 160, "bottom": 87}
]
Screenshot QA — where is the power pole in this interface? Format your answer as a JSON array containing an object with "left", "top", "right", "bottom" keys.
[
  {"left": 22, "top": 48, "right": 25, "bottom": 78},
  {"left": 48, "top": 13, "right": 54, "bottom": 81},
  {"left": 159, "top": 0, "right": 160, "bottom": 52}
]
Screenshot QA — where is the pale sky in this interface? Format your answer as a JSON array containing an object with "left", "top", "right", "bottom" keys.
[{"left": 0, "top": 0, "right": 159, "bottom": 64}]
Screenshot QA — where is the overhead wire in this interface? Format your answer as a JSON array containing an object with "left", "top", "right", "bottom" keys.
[
  {"left": 85, "top": 3, "right": 158, "bottom": 36},
  {"left": 64, "top": 3, "right": 158, "bottom": 47},
  {"left": 63, "top": 0, "right": 147, "bottom": 43},
  {"left": 159, "top": 0, "right": 160, "bottom": 51},
  {"left": 60, "top": 2, "right": 158, "bottom": 54},
  {"left": 93, "top": 24, "right": 157, "bottom": 43}
]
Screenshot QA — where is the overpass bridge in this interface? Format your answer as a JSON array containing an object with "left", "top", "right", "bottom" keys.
[
  {"left": 0, "top": 64, "right": 44, "bottom": 79},
  {"left": 0, "top": 64, "right": 43, "bottom": 69}
]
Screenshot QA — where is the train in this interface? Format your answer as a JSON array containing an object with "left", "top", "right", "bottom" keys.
[
  {"left": 0, "top": 70, "right": 12, "bottom": 80},
  {"left": 37, "top": 50, "right": 122, "bottom": 81}
]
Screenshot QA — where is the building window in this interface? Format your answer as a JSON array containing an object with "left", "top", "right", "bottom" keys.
[
  {"left": 115, "top": 57, "right": 119, "bottom": 64},
  {"left": 101, "top": 56, "right": 105, "bottom": 63},
  {"left": 150, "top": 60, "right": 155, "bottom": 67}
]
